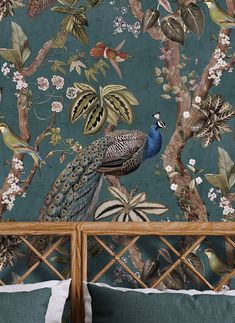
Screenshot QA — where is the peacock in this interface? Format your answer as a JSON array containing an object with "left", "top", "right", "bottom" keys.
[{"left": 39, "top": 112, "right": 166, "bottom": 223}]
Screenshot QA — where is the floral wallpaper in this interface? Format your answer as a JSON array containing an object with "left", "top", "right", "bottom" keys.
[{"left": 0, "top": 0, "right": 235, "bottom": 292}]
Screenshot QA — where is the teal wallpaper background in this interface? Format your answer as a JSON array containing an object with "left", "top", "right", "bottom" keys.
[
  {"left": 0, "top": 0, "right": 234, "bottom": 223},
  {"left": 0, "top": 0, "right": 234, "bottom": 311}
]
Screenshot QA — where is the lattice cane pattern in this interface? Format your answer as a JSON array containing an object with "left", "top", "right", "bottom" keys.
[
  {"left": 0, "top": 235, "right": 69, "bottom": 285},
  {"left": 84, "top": 232, "right": 235, "bottom": 292}
]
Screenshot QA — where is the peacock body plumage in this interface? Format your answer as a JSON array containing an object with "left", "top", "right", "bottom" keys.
[{"left": 39, "top": 115, "right": 165, "bottom": 223}]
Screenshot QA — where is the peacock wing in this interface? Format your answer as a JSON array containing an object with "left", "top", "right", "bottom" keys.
[{"left": 98, "top": 130, "right": 147, "bottom": 175}]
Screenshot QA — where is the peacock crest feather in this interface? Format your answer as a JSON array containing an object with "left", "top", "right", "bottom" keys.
[
  {"left": 28, "top": 0, "right": 56, "bottom": 17},
  {"left": 192, "top": 94, "right": 235, "bottom": 147}
]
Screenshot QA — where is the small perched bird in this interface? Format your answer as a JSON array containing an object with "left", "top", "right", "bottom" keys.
[
  {"left": 39, "top": 112, "right": 166, "bottom": 222},
  {"left": 204, "top": 248, "right": 233, "bottom": 278},
  {"left": 0, "top": 123, "right": 43, "bottom": 167},
  {"left": 204, "top": 0, "right": 235, "bottom": 29},
  {"left": 90, "top": 40, "right": 131, "bottom": 79}
]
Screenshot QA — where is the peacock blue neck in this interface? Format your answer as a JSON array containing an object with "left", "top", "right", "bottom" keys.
[{"left": 143, "top": 124, "right": 162, "bottom": 160}]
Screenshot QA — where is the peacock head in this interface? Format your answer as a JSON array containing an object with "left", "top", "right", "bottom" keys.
[
  {"left": 0, "top": 123, "right": 9, "bottom": 134},
  {"left": 204, "top": 248, "right": 216, "bottom": 259},
  {"left": 203, "top": 0, "right": 216, "bottom": 8},
  {"left": 152, "top": 113, "right": 167, "bottom": 130}
]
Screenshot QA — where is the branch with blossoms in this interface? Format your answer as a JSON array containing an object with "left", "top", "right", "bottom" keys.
[{"left": 129, "top": 0, "right": 235, "bottom": 222}]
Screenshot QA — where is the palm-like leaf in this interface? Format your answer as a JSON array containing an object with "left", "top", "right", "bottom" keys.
[
  {"left": 95, "top": 187, "right": 168, "bottom": 222},
  {"left": 68, "top": 83, "right": 138, "bottom": 135},
  {"left": 192, "top": 94, "right": 235, "bottom": 147}
]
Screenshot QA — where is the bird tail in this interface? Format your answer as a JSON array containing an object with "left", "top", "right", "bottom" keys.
[
  {"left": 29, "top": 150, "right": 48, "bottom": 168},
  {"left": 29, "top": 139, "right": 106, "bottom": 264},
  {"left": 90, "top": 42, "right": 106, "bottom": 57}
]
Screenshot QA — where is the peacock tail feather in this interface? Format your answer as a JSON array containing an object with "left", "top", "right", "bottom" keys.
[{"left": 28, "top": 0, "right": 56, "bottom": 17}]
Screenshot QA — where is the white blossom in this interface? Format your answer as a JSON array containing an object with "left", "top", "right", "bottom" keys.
[
  {"left": 66, "top": 87, "right": 78, "bottom": 99},
  {"left": 195, "top": 176, "right": 203, "bottom": 185},
  {"left": 51, "top": 75, "right": 64, "bottom": 90},
  {"left": 189, "top": 159, "right": 196, "bottom": 166},
  {"left": 165, "top": 165, "right": 173, "bottom": 173},
  {"left": 51, "top": 101, "right": 63, "bottom": 113},
  {"left": 37, "top": 77, "right": 49, "bottom": 91},
  {"left": 183, "top": 111, "right": 190, "bottom": 119},
  {"left": 195, "top": 96, "right": 201, "bottom": 104},
  {"left": 170, "top": 183, "right": 178, "bottom": 191}
]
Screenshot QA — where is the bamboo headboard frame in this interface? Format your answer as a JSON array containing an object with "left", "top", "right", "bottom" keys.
[{"left": 0, "top": 222, "right": 235, "bottom": 322}]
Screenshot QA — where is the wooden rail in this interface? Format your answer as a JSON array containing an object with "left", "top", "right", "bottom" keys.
[{"left": 0, "top": 222, "right": 234, "bottom": 322}]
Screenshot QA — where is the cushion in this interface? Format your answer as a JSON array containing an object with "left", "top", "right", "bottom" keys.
[
  {"left": 0, "top": 288, "right": 51, "bottom": 323},
  {"left": 0, "top": 279, "right": 71, "bottom": 323},
  {"left": 84, "top": 282, "right": 235, "bottom": 323}
]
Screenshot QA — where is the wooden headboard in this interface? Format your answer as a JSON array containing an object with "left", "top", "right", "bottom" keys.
[{"left": 1, "top": 222, "right": 235, "bottom": 323}]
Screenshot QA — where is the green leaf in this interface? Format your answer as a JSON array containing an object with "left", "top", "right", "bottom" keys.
[
  {"left": 141, "top": 8, "right": 160, "bottom": 32},
  {"left": 181, "top": 3, "right": 205, "bottom": 38},
  {"left": 71, "top": 19, "right": 88, "bottom": 43},
  {"left": 0, "top": 48, "right": 22, "bottom": 70},
  {"left": 11, "top": 22, "right": 30, "bottom": 64},
  {"left": 205, "top": 173, "right": 229, "bottom": 195},
  {"left": 218, "top": 147, "right": 234, "bottom": 181},
  {"left": 229, "top": 165, "right": 235, "bottom": 190},
  {"left": 51, "top": 6, "right": 73, "bottom": 14},
  {"left": 102, "top": 84, "right": 127, "bottom": 96},
  {"left": 87, "top": 0, "right": 103, "bottom": 7},
  {"left": 69, "top": 91, "right": 99, "bottom": 123},
  {"left": 104, "top": 93, "right": 133, "bottom": 124},
  {"left": 161, "top": 18, "right": 185, "bottom": 45},
  {"left": 118, "top": 90, "right": 139, "bottom": 105},
  {"left": 83, "top": 104, "right": 107, "bottom": 135},
  {"left": 51, "top": 60, "right": 67, "bottom": 75}
]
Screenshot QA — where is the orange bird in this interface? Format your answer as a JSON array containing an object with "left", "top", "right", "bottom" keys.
[{"left": 90, "top": 40, "right": 131, "bottom": 79}]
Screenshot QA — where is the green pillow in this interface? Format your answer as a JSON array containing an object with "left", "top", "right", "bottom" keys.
[
  {"left": 0, "top": 288, "right": 51, "bottom": 323},
  {"left": 87, "top": 283, "right": 235, "bottom": 323}
]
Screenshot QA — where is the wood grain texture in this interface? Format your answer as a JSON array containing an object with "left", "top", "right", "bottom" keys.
[{"left": 0, "top": 222, "right": 234, "bottom": 322}]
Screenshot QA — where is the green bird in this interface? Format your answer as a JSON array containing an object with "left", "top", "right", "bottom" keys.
[
  {"left": 204, "top": 0, "right": 235, "bottom": 29},
  {"left": 0, "top": 123, "right": 43, "bottom": 167},
  {"left": 204, "top": 248, "right": 233, "bottom": 278}
]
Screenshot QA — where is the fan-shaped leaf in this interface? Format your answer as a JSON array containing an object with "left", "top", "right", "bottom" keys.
[
  {"left": 129, "top": 209, "right": 150, "bottom": 222},
  {"left": 135, "top": 202, "right": 168, "bottom": 215},
  {"left": 108, "top": 186, "right": 128, "bottom": 204},
  {"left": 95, "top": 200, "right": 123, "bottom": 220},
  {"left": 141, "top": 8, "right": 160, "bottom": 32},
  {"left": 83, "top": 104, "right": 107, "bottom": 134},
  {"left": 104, "top": 93, "right": 133, "bottom": 124},
  {"left": 182, "top": 253, "right": 205, "bottom": 288},
  {"left": 69, "top": 91, "right": 99, "bottom": 123},
  {"left": 181, "top": 3, "right": 205, "bottom": 38},
  {"left": 161, "top": 18, "right": 185, "bottom": 45},
  {"left": 130, "top": 192, "right": 146, "bottom": 205},
  {"left": 102, "top": 84, "right": 127, "bottom": 97},
  {"left": 141, "top": 258, "right": 160, "bottom": 281}
]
